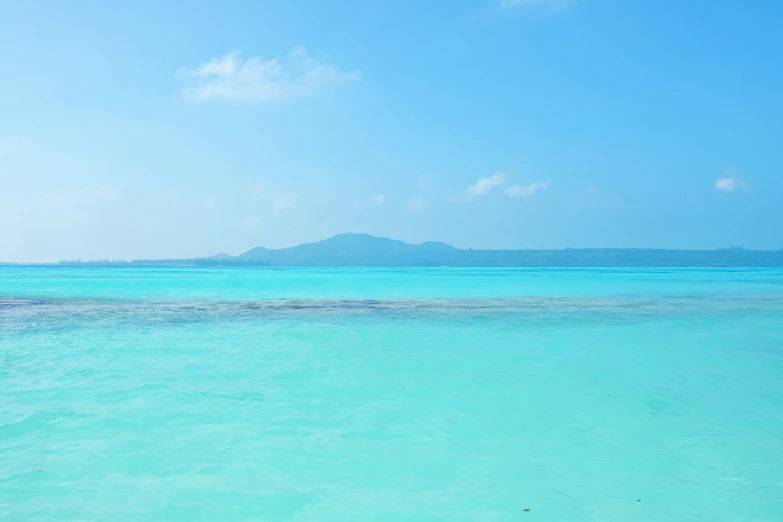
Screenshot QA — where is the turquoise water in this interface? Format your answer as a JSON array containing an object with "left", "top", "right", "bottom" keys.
[{"left": 2, "top": 267, "right": 783, "bottom": 521}]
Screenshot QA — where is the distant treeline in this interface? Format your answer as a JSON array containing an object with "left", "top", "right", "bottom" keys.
[
  {"left": 47, "top": 234, "right": 783, "bottom": 268},
  {"left": 59, "top": 259, "right": 190, "bottom": 266},
  {"left": 58, "top": 259, "right": 270, "bottom": 267},
  {"left": 56, "top": 250, "right": 783, "bottom": 268}
]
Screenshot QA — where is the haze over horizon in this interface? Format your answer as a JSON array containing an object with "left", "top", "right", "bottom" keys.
[
  {"left": 28, "top": 233, "right": 783, "bottom": 269},
  {"left": 2, "top": 0, "right": 782, "bottom": 262},
  {"left": 68, "top": 232, "right": 783, "bottom": 263},
  {"left": 3, "top": 231, "right": 782, "bottom": 266}
]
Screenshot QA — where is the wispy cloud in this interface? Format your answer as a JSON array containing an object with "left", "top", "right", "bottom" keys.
[
  {"left": 178, "top": 47, "right": 361, "bottom": 102},
  {"left": 203, "top": 197, "right": 221, "bottom": 209},
  {"left": 37, "top": 186, "right": 116, "bottom": 206},
  {"left": 242, "top": 217, "right": 261, "bottom": 230},
  {"left": 506, "top": 181, "right": 549, "bottom": 197},
  {"left": 0, "top": 138, "right": 22, "bottom": 156},
  {"left": 496, "top": 0, "right": 575, "bottom": 13},
  {"left": 418, "top": 176, "right": 427, "bottom": 188},
  {"left": 714, "top": 176, "right": 738, "bottom": 193},
  {"left": 372, "top": 194, "right": 386, "bottom": 205},
  {"left": 466, "top": 172, "right": 507, "bottom": 195},
  {"left": 271, "top": 195, "right": 293, "bottom": 217},
  {"left": 714, "top": 169, "right": 751, "bottom": 193},
  {"left": 250, "top": 182, "right": 265, "bottom": 201},
  {"left": 407, "top": 197, "right": 424, "bottom": 212}
]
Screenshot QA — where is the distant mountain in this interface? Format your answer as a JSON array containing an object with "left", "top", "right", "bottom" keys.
[
  {"left": 50, "top": 233, "right": 783, "bottom": 267},
  {"left": 236, "top": 233, "right": 457, "bottom": 266},
  {"left": 206, "top": 233, "right": 783, "bottom": 267}
]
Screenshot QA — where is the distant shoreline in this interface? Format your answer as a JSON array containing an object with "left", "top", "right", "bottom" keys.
[
  {"left": 5, "top": 234, "right": 783, "bottom": 267},
  {"left": 4, "top": 263, "right": 783, "bottom": 268}
]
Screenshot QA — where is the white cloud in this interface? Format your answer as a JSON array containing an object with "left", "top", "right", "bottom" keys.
[
  {"left": 242, "top": 217, "right": 261, "bottom": 230},
  {"left": 146, "top": 189, "right": 181, "bottom": 206},
  {"left": 418, "top": 176, "right": 427, "bottom": 188},
  {"left": 38, "top": 190, "right": 86, "bottom": 206},
  {"left": 506, "top": 181, "right": 549, "bottom": 197},
  {"left": 466, "top": 172, "right": 507, "bottom": 195},
  {"left": 178, "top": 47, "right": 361, "bottom": 102},
  {"left": 250, "top": 182, "right": 265, "bottom": 201},
  {"left": 203, "top": 197, "right": 221, "bottom": 209},
  {"left": 407, "top": 197, "right": 423, "bottom": 212},
  {"left": 372, "top": 194, "right": 386, "bottom": 205},
  {"left": 715, "top": 177, "right": 737, "bottom": 193},
  {"left": 584, "top": 187, "right": 599, "bottom": 199},
  {"left": 271, "top": 195, "right": 293, "bottom": 217},
  {"left": 37, "top": 186, "right": 116, "bottom": 206},
  {"left": 497, "top": 0, "right": 574, "bottom": 12},
  {"left": 0, "top": 138, "right": 22, "bottom": 156}
]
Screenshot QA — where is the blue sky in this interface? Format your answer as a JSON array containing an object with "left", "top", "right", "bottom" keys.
[{"left": 1, "top": 0, "right": 781, "bottom": 262}]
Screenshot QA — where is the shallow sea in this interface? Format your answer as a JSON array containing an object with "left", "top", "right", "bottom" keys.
[{"left": 2, "top": 267, "right": 783, "bottom": 521}]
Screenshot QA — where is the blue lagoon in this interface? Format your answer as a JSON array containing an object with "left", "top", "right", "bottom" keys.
[{"left": 2, "top": 267, "right": 783, "bottom": 521}]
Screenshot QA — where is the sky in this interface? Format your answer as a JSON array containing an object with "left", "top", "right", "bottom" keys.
[{"left": 1, "top": 0, "right": 782, "bottom": 262}]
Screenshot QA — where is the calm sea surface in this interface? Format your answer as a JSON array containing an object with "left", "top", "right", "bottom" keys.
[{"left": 2, "top": 267, "right": 783, "bottom": 521}]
